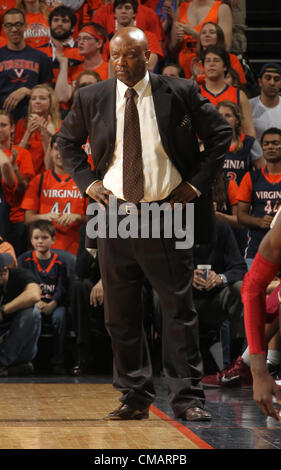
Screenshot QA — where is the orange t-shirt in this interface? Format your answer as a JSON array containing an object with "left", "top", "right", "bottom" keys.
[
  {"left": 70, "top": 60, "right": 109, "bottom": 83},
  {"left": 2, "top": 146, "right": 35, "bottom": 223},
  {"left": 14, "top": 118, "right": 46, "bottom": 175},
  {"left": 21, "top": 169, "right": 87, "bottom": 255},
  {"left": 23, "top": 12, "right": 50, "bottom": 49},
  {"left": 0, "top": 37, "right": 7, "bottom": 47},
  {"left": 178, "top": 1, "right": 221, "bottom": 74}
]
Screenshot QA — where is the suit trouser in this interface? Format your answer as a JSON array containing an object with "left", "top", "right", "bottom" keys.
[{"left": 97, "top": 213, "right": 205, "bottom": 418}]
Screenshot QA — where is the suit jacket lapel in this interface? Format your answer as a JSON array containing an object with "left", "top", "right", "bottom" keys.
[
  {"left": 149, "top": 72, "right": 173, "bottom": 156},
  {"left": 95, "top": 78, "right": 117, "bottom": 147}
]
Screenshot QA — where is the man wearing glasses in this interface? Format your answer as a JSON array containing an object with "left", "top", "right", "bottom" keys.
[{"left": 0, "top": 8, "right": 52, "bottom": 123}]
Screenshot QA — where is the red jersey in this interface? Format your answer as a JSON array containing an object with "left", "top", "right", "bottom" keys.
[
  {"left": 21, "top": 169, "right": 87, "bottom": 255},
  {"left": 200, "top": 83, "right": 240, "bottom": 107},
  {"left": 2, "top": 146, "right": 35, "bottom": 223}
]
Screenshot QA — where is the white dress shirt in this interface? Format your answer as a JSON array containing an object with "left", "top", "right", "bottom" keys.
[{"left": 103, "top": 72, "right": 182, "bottom": 202}]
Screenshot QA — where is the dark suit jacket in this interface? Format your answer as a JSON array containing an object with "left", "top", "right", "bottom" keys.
[{"left": 57, "top": 73, "right": 232, "bottom": 243}]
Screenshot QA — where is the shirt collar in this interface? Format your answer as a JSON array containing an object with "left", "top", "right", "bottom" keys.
[{"left": 117, "top": 71, "right": 150, "bottom": 101}]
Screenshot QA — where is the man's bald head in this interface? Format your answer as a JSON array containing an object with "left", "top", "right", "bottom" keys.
[{"left": 110, "top": 27, "right": 151, "bottom": 87}]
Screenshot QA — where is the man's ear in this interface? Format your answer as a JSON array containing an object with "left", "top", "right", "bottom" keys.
[{"left": 145, "top": 49, "right": 151, "bottom": 63}]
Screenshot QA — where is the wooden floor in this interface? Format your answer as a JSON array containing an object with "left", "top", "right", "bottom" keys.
[
  {"left": 0, "top": 376, "right": 280, "bottom": 452},
  {"left": 0, "top": 383, "right": 208, "bottom": 450}
]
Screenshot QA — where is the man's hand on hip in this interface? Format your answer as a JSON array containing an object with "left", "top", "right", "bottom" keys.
[
  {"left": 87, "top": 181, "right": 113, "bottom": 206},
  {"left": 169, "top": 181, "right": 198, "bottom": 207}
]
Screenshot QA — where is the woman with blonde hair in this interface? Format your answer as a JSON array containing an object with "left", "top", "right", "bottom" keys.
[
  {"left": 14, "top": 84, "right": 61, "bottom": 174},
  {"left": 17, "top": 0, "right": 50, "bottom": 48}
]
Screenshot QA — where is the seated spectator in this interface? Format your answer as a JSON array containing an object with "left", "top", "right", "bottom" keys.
[
  {"left": 250, "top": 63, "right": 281, "bottom": 142},
  {"left": 69, "top": 225, "right": 105, "bottom": 376},
  {"left": 0, "top": 252, "right": 41, "bottom": 376},
  {"left": 0, "top": 236, "right": 17, "bottom": 267},
  {"left": 16, "top": 0, "right": 50, "bottom": 49},
  {"left": 18, "top": 220, "right": 68, "bottom": 375},
  {"left": 193, "top": 220, "right": 247, "bottom": 368},
  {"left": 107, "top": 0, "right": 164, "bottom": 72},
  {"left": 0, "top": 0, "right": 17, "bottom": 41},
  {"left": 169, "top": 0, "right": 232, "bottom": 64},
  {"left": 144, "top": 0, "right": 175, "bottom": 36},
  {"left": 14, "top": 84, "right": 61, "bottom": 174},
  {"left": 72, "top": 69, "right": 101, "bottom": 94},
  {"left": 161, "top": 62, "right": 185, "bottom": 78},
  {"left": 237, "top": 127, "right": 281, "bottom": 270},
  {"left": 217, "top": 100, "right": 264, "bottom": 185},
  {"left": 22, "top": 134, "right": 87, "bottom": 255},
  {"left": 200, "top": 45, "right": 256, "bottom": 138},
  {"left": 212, "top": 169, "right": 239, "bottom": 229},
  {"left": 186, "top": 22, "right": 246, "bottom": 85},
  {"left": 0, "top": 8, "right": 53, "bottom": 123},
  {"left": 55, "top": 22, "right": 108, "bottom": 103},
  {"left": 92, "top": 0, "right": 165, "bottom": 44},
  {"left": 0, "top": 110, "right": 35, "bottom": 256}
]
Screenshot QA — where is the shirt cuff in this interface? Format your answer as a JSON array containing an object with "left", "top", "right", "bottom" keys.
[
  {"left": 187, "top": 182, "right": 201, "bottom": 197},
  {"left": 219, "top": 274, "right": 228, "bottom": 285},
  {"left": 86, "top": 180, "right": 100, "bottom": 196}
]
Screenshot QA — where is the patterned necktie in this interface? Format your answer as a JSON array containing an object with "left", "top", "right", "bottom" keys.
[{"left": 123, "top": 87, "right": 144, "bottom": 204}]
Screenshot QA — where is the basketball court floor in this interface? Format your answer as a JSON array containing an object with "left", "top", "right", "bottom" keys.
[{"left": 0, "top": 374, "right": 280, "bottom": 451}]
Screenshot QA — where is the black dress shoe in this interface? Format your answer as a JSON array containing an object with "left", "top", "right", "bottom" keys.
[
  {"left": 108, "top": 403, "right": 150, "bottom": 420},
  {"left": 182, "top": 407, "right": 212, "bottom": 421}
]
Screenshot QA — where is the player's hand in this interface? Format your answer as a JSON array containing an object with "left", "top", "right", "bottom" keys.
[
  {"left": 87, "top": 181, "right": 113, "bottom": 207},
  {"left": 90, "top": 279, "right": 104, "bottom": 307},
  {"left": 252, "top": 372, "right": 281, "bottom": 421}
]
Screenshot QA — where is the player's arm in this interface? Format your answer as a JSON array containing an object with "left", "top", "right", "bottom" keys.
[{"left": 243, "top": 216, "right": 281, "bottom": 420}]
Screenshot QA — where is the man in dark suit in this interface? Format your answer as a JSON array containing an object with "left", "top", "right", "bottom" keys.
[{"left": 57, "top": 27, "right": 232, "bottom": 421}]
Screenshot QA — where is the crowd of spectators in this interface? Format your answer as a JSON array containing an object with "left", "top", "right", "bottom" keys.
[{"left": 0, "top": 0, "right": 281, "bottom": 381}]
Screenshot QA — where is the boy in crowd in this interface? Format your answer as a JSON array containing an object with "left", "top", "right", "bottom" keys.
[{"left": 18, "top": 220, "right": 68, "bottom": 374}]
